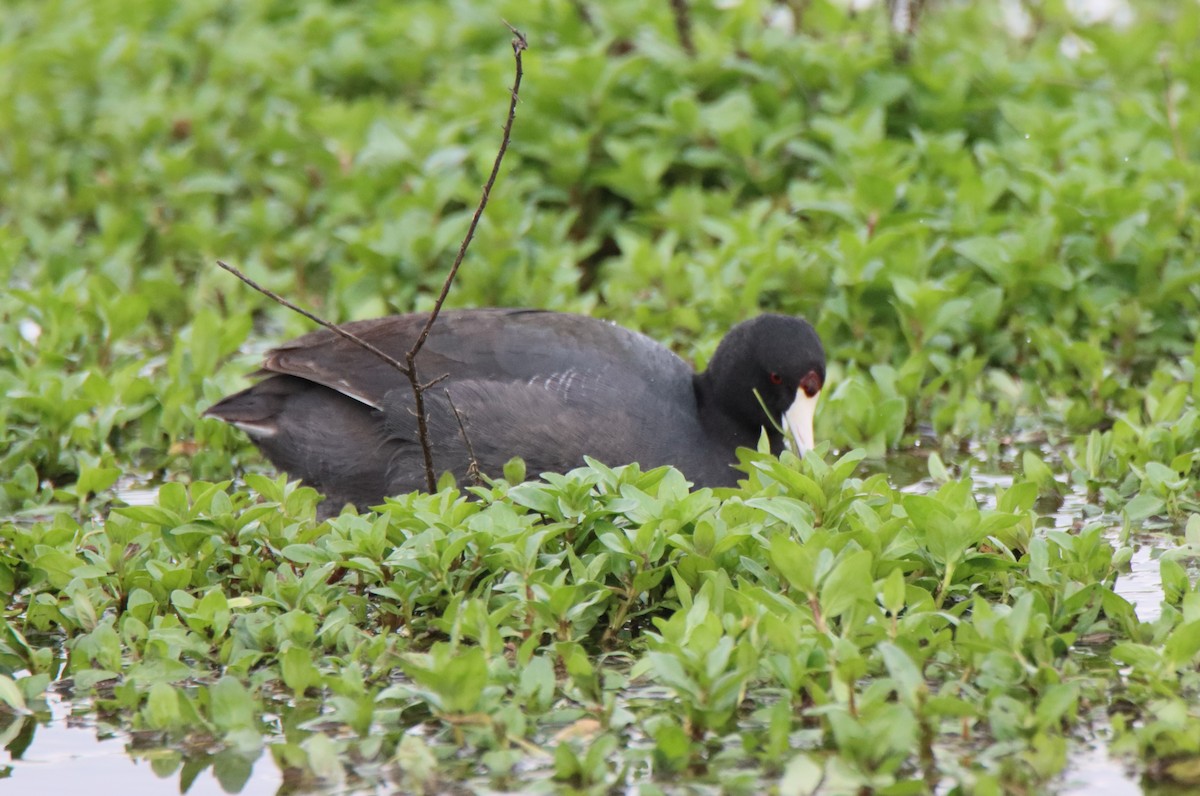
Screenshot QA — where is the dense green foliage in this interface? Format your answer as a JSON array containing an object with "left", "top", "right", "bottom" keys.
[{"left": 3, "top": 0, "right": 1200, "bottom": 792}]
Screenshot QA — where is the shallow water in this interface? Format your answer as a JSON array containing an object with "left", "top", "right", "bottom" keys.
[
  {"left": 3, "top": 464, "right": 1174, "bottom": 795},
  {"left": 2, "top": 692, "right": 282, "bottom": 796},
  {"left": 1060, "top": 736, "right": 1143, "bottom": 796}
]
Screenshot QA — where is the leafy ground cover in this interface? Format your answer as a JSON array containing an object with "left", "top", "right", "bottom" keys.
[{"left": 2, "top": 0, "right": 1200, "bottom": 792}]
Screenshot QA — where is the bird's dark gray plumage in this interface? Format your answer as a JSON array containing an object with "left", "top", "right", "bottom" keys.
[{"left": 205, "top": 309, "right": 825, "bottom": 513}]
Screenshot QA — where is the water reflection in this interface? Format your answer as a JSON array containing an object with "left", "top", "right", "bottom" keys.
[
  {"left": 1060, "top": 737, "right": 1143, "bottom": 796},
  {"left": 1, "top": 692, "right": 281, "bottom": 795}
]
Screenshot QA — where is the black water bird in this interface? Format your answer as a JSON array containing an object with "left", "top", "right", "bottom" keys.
[{"left": 205, "top": 309, "right": 825, "bottom": 512}]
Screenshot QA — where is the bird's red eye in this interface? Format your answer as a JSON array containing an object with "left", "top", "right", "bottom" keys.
[
  {"left": 769, "top": 372, "right": 783, "bottom": 385},
  {"left": 799, "top": 370, "right": 823, "bottom": 397}
]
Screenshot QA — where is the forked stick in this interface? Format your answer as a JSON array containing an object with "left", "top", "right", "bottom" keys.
[{"left": 218, "top": 26, "right": 528, "bottom": 491}]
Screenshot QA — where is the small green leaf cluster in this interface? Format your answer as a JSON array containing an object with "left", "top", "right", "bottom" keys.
[
  {"left": 3, "top": 0, "right": 1200, "bottom": 509},
  {"left": 0, "top": 449, "right": 1151, "bottom": 792}
]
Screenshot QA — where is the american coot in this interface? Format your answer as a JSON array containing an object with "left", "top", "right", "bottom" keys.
[{"left": 205, "top": 309, "right": 825, "bottom": 512}]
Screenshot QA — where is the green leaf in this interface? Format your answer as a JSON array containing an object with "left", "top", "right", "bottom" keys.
[
  {"left": 819, "top": 549, "right": 874, "bottom": 621},
  {"left": 769, "top": 535, "right": 816, "bottom": 596},
  {"left": 0, "top": 675, "right": 30, "bottom": 715},
  {"left": 780, "top": 754, "right": 824, "bottom": 796},
  {"left": 281, "top": 647, "right": 322, "bottom": 696},
  {"left": 210, "top": 676, "right": 257, "bottom": 734},
  {"left": 881, "top": 568, "right": 906, "bottom": 615}
]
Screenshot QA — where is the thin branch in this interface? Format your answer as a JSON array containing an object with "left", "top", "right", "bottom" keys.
[
  {"left": 405, "top": 24, "right": 528, "bottom": 491},
  {"left": 407, "top": 26, "right": 527, "bottom": 364},
  {"left": 445, "top": 389, "right": 483, "bottom": 486},
  {"left": 215, "top": 260, "right": 412, "bottom": 377},
  {"left": 216, "top": 25, "right": 528, "bottom": 495},
  {"left": 790, "top": 0, "right": 811, "bottom": 31},
  {"left": 567, "top": 0, "right": 598, "bottom": 32},
  {"left": 669, "top": 0, "right": 695, "bottom": 56}
]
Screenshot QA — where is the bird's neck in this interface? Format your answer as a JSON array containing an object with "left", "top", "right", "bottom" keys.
[{"left": 692, "top": 372, "right": 779, "bottom": 452}]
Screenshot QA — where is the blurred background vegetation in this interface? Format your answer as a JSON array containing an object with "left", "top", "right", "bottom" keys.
[{"left": 1, "top": 0, "right": 1198, "bottom": 511}]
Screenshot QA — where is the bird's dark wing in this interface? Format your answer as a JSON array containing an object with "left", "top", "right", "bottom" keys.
[
  {"left": 259, "top": 309, "right": 688, "bottom": 410},
  {"left": 373, "top": 362, "right": 713, "bottom": 490}
]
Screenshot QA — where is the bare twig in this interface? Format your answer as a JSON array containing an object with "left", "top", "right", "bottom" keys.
[
  {"left": 408, "top": 28, "right": 527, "bottom": 363},
  {"left": 567, "top": 0, "right": 598, "bottom": 32},
  {"left": 669, "top": 0, "right": 695, "bottom": 56},
  {"left": 217, "top": 25, "right": 528, "bottom": 494},
  {"left": 790, "top": 0, "right": 811, "bottom": 31},
  {"left": 445, "top": 389, "right": 483, "bottom": 486},
  {"left": 405, "top": 24, "right": 528, "bottom": 490},
  {"left": 215, "top": 260, "right": 412, "bottom": 377}
]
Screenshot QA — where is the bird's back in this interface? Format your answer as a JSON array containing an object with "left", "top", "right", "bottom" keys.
[{"left": 206, "top": 309, "right": 731, "bottom": 511}]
